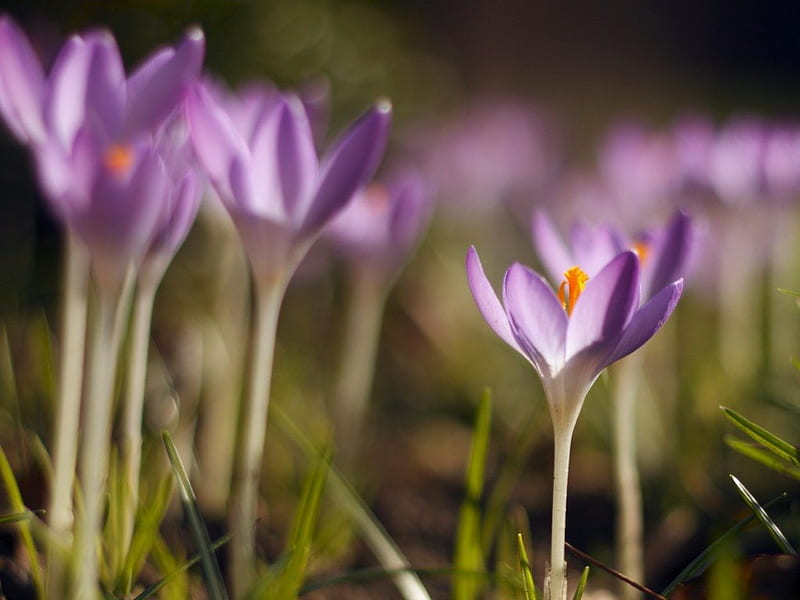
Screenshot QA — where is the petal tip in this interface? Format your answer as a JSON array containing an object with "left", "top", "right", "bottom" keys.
[
  {"left": 185, "top": 25, "right": 205, "bottom": 42},
  {"left": 375, "top": 98, "right": 392, "bottom": 114}
]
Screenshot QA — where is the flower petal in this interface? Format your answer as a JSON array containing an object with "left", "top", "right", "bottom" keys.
[
  {"left": 465, "top": 246, "right": 524, "bottom": 355},
  {"left": 123, "top": 27, "right": 204, "bottom": 137},
  {"left": 274, "top": 95, "right": 318, "bottom": 224},
  {"left": 531, "top": 210, "right": 573, "bottom": 284},
  {"left": 643, "top": 210, "right": 692, "bottom": 300},
  {"left": 503, "top": 262, "right": 567, "bottom": 376},
  {"left": 566, "top": 250, "right": 640, "bottom": 359},
  {"left": 602, "top": 278, "right": 684, "bottom": 368},
  {"left": 570, "top": 220, "right": 624, "bottom": 277},
  {"left": 300, "top": 100, "right": 391, "bottom": 238},
  {"left": 0, "top": 16, "right": 46, "bottom": 144},
  {"left": 85, "top": 31, "right": 126, "bottom": 137},
  {"left": 186, "top": 82, "right": 247, "bottom": 198},
  {"left": 44, "top": 34, "right": 93, "bottom": 149}
]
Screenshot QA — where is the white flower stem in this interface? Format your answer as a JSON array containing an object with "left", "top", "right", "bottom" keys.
[
  {"left": 229, "top": 276, "right": 286, "bottom": 600},
  {"left": 119, "top": 278, "right": 158, "bottom": 557},
  {"left": 549, "top": 420, "right": 575, "bottom": 600},
  {"left": 46, "top": 231, "right": 89, "bottom": 600},
  {"left": 333, "top": 267, "right": 386, "bottom": 469},
  {"left": 72, "top": 285, "right": 125, "bottom": 600},
  {"left": 613, "top": 355, "right": 644, "bottom": 599}
]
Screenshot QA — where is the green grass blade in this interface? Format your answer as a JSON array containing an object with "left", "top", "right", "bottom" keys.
[
  {"left": 729, "top": 475, "right": 797, "bottom": 555},
  {"left": 0, "top": 511, "right": 33, "bottom": 524},
  {"left": 517, "top": 533, "right": 538, "bottom": 600},
  {"left": 132, "top": 533, "right": 232, "bottom": 600},
  {"left": 572, "top": 566, "right": 590, "bottom": 600},
  {"left": 0, "top": 444, "right": 44, "bottom": 598},
  {"left": 271, "top": 403, "right": 432, "bottom": 600},
  {"left": 721, "top": 406, "right": 800, "bottom": 466},
  {"left": 660, "top": 493, "right": 787, "bottom": 596},
  {"left": 453, "top": 389, "right": 492, "bottom": 600},
  {"left": 249, "top": 450, "right": 331, "bottom": 600},
  {"left": 725, "top": 437, "right": 800, "bottom": 480},
  {"left": 162, "top": 430, "right": 229, "bottom": 600}
]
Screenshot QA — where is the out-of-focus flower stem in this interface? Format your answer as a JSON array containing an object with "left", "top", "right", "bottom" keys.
[
  {"left": 613, "top": 354, "right": 644, "bottom": 600},
  {"left": 333, "top": 266, "right": 387, "bottom": 470},
  {"left": 47, "top": 231, "right": 89, "bottom": 600},
  {"left": 72, "top": 273, "right": 133, "bottom": 600},
  {"left": 119, "top": 276, "right": 158, "bottom": 559},
  {"left": 229, "top": 274, "right": 287, "bottom": 600}
]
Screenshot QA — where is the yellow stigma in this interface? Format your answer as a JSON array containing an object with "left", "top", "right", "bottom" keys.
[
  {"left": 632, "top": 240, "right": 650, "bottom": 264},
  {"left": 104, "top": 144, "right": 134, "bottom": 175},
  {"left": 557, "top": 266, "right": 589, "bottom": 316}
]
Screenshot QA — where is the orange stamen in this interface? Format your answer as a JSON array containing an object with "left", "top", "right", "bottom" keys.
[
  {"left": 557, "top": 266, "right": 589, "bottom": 316},
  {"left": 104, "top": 144, "right": 134, "bottom": 176},
  {"left": 632, "top": 240, "right": 650, "bottom": 265},
  {"left": 364, "top": 182, "right": 390, "bottom": 213}
]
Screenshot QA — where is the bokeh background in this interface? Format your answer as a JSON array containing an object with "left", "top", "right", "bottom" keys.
[{"left": 1, "top": 0, "right": 800, "bottom": 597}]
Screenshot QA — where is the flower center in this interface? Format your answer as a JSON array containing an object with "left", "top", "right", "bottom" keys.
[
  {"left": 557, "top": 266, "right": 589, "bottom": 316},
  {"left": 104, "top": 144, "right": 134, "bottom": 176},
  {"left": 632, "top": 240, "right": 650, "bottom": 264},
  {"left": 364, "top": 183, "right": 390, "bottom": 213}
]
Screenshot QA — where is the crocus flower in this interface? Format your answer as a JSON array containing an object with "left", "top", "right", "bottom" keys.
[
  {"left": 0, "top": 16, "right": 205, "bottom": 294},
  {"left": 326, "top": 168, "right": 431, "bottom": 276},
  {"left": 467, "top": 247, "right": 683, "bottom": 422},
  {"left": 467, "top": 246, "right": 682, "bottom": 600},
  {"left": 532, "top": 209, "right": 693, "bottom": 301},
  {"left": 186, "top": 80, "right": 391, "bottom": 287}
]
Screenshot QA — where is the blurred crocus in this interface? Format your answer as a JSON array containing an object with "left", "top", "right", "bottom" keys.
[
  {"left": 532, "top": 209, "right": 693, "bottom": 301},
  {"left": 466, "top": 246, "right": 682, "bottom": 600},
  {"left": 186, "top": 81, "right": 391, "bottom": 287},
  {"left": 327, "top": 168, "right": 431, "bottom": 277},
  {"left": 0, "top": 16, "right": 205, "bottom": 294},
  {"left": 187, "top": 79, "right": 390, "bottom": 597}
]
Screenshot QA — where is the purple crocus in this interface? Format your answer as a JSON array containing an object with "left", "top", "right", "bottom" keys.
[
  {"left": 466, "top": 246, "right": 682, "bottom": 600},
  {"left": 532, "top": 209, "right": 693, "bottom": 301},
  {"left": 326, "top": 168, "right": 431, "bottom": 276},
  {"left": 0, "top": 16, "right": 205, "bottom": 293},
  {"left": 467, "top": 247, "right": 682, "bottom": 419},
  {"left": 186, "top": 80, "right": 391, "bottom": 287}
]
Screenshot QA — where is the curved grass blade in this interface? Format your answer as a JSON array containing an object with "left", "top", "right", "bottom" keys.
[
  {"left": 162, "top": 431, "right": 229, "bottom": 600},
  {"left": 729, "top": 475, "right": 796, "bottom": 555},
  {"left": 271, "top": 403, "right": 432, "bottom": 600},
  {"left": 247, "top": 450, "right": 330, "bottom": 600},
  {"left": 725, "top": 437, "right": 800, "bottom": 480},
  {"left": 661, "top": 493, "right": 788, "bottom": 596},
  {"left": 453, "top": 389, "right": 492, "bottom": 600},
  {"left": 0, "top": 444, "right": 44, "bottom": 598},
  {"left": 0, "top": 511, "right": 33, "bottom": 524},
  {"left": 132, "top": 533, "right": 231, "bottom": 600},
  {"left": 721, "top": 407, "right": 800, "bottom": 466},
  {"left": 572, "top": 566, "right": 589, "bottom": 600},
  {"left": 517, "top": 533, "right": 538, "bottom": 600}
]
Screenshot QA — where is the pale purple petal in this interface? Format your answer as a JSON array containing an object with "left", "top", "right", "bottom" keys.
[
  {"left": 84, "top": 31, "right": 126, "bottom": 137},
  {"left": 531, "top": 210, "right": 572, "bottom": 284},
  {"left": 570, "top": 221, "right": 623, "bottom": 276},
  {"left": 0, "top": 16, "right": 46, "bottom": 143},
  {"left": 566, "top": 251, "right": 640, "bottom": 359},
  {"left": 503, "top": 262, "right": 567, "bottom": 375},
  {"left": 149, "top": 171, "right": 200, "bottom": 257},
  {"left": 602, "top": 279, "right": 684, "bottom": 367},
  {"left": 275, "top": 95, "right": 318, "bottom": 224},
  {"left": 123, "top": 27, "right": 204, "bottom": 137},
  {"left": 247, "top": 105, "right": 285, "bottom": 218},
  {"left": 300, "top": 101, "right": 391, "bottom": 237},
  {"left": 465, "top": 246, "right": 523, "bottom": 354},
  {"left": 186, "top": 82, "right": 247, "bottom": 197},
  {"left": 644, "top": 210, "right": 692, "bottom": 300},
  {"left": 44, "top": 35, "right": 93, "bottom": 149},
  {"left": 388, "top": 170, "right": 429, "bottom": 250}
]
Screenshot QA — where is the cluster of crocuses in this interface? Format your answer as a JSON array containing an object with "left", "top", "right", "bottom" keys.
[{"left": 0, "top": 15, "right": 419, "bottom": 600}]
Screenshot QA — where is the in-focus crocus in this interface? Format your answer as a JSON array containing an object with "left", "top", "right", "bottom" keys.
[
  {"left": 467, "top": 247, "right": 682, "bottom": 600},
  {"left": 187, "top": 79, "right": 390, "bottom": 598}
]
